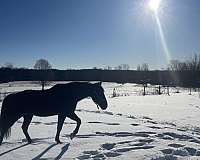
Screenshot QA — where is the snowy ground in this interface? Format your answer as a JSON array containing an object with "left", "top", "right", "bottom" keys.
[{"left": 0, "top": 82, "right": 200, "bottom": 160}]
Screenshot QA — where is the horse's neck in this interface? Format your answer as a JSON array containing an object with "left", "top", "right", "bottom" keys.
[
  {"left": 63, "top": 85, "right": 90, "bottom": 101},
  {"left": 73, "top": 84, "right": 91, "bottom": 101}
]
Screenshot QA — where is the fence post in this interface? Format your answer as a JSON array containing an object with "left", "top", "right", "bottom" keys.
[
  {"left": 167, "top": 86, "right": 170, "bottom": 96},
  {"left": 143, "top": 83, "right": 147, "bottom": 96},
  {"left": 158, "top": 85, "right": 161, "bottom": 95}
]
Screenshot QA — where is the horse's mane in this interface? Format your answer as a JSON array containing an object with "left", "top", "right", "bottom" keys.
[{"left": 49, "top": 82, "right": 91, "bottom": 91}]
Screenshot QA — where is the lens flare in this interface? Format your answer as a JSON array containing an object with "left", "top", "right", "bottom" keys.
[{"left": 149, "top": 0, "right": 161, "bottom": 12}]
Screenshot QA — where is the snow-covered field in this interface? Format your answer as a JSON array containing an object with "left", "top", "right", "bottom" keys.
[{"left": 0, "top": 81, "right": 200, "bottom": 160}]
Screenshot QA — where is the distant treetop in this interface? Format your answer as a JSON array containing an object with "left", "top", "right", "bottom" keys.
[{"left": 34, "top": 59, "right": 52, "bottom": 70}]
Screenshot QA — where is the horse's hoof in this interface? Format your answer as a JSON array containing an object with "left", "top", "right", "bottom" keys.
[
  {"left": 69, "top": 133, "right": 75, "bottom": 140},
  {"left": 56, "top": 140, "right": 62, "bottom": 144},
  {"left": 22, "top": 139, "right": 32, "bottom": 144}
]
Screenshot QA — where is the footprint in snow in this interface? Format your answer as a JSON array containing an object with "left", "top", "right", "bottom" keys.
[
  {"left": 88, "top": 121, "right": 120, "bottom": 126},
  {"left": 168, "top": 143, "right": 185, "bottom": 148},
  {"left": 43, "top": 122, "right": 57, "bottom": 125},
  {"left": 130, "top": 123, "right": 140, "bottom": 126},
  {"left": 160, "top": 146, "right": 199, "bottom": 157},
  {"left": 101, "top": 143, "right": 116, "bottom": 150},
  {"left": 148, "top": 126, "right": 162, "bottom": 129}
]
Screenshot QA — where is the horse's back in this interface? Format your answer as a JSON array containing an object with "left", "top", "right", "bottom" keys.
[
  {"left": 1, "top": 88, "right": 75, "bottom": 116},
  {"left": 0, "top": 82, "right": 88, "bottom": 116}
]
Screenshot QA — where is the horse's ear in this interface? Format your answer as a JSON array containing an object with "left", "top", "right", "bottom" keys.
[{"left": 95, "top": 82, "right": 102, "bottom": 86}]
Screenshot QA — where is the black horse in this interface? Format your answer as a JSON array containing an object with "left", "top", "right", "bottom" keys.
[{"left": 0, "top": 82, "right": 107, "bottom": 145}]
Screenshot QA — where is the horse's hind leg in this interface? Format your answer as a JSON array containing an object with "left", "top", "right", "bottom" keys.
[
  {"left": 67, "top": 113, "right": 81, "bottom": 140},
  {"left": 55, "top": 114, "right": 66, "bottom": 144},
  {"left": 22, "top": 115, "right": 33, "bottom": 143}
]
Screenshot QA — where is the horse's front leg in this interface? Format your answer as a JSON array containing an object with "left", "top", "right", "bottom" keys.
[
  {"left": 22, "top": 115, "right": 33, "bottom": 143},
  {"left": 67, "top": 113, "right": 81, "bottom": 140},
  {"left": 55, "top": 114, "right": 66, "bottom": 144}
]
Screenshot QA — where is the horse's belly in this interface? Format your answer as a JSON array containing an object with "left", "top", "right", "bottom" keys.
[
  {"left": 22, "top": 103, "right": 70, "bottom": 117},
  {"left": 34, "top": 113, "right": 56, "bottom": 117}
]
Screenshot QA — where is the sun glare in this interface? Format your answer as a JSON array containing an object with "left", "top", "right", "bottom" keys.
[{"left": 149, "top": 0, "right": 161, "bottom": 12}]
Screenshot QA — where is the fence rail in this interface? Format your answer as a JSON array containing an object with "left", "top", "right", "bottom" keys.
[{"left": 0, "top": 84, "right": 198, "bottom": 102}]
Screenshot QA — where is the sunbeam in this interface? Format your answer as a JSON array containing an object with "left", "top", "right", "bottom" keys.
[
  {"left": 148, "top": 1, "right": 179, "bottom": 83},
  {"left": 154, "top": 12, "right": 171, "bottom": 64}
]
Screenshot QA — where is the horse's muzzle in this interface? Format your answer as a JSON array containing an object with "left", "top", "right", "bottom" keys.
[{"left": 100, "top": 101, "right": 108, "bottom": 110}]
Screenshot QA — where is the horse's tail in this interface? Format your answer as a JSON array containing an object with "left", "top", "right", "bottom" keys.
[
  {"left": 0, "top": 114, "right": 11, "bottom": 139},
  {"left": 0, "top": 96, "right": 12, "bottom": 141}
]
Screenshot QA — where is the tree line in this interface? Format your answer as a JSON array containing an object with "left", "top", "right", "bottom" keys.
[
  {"left": 168, "top": 54, "right": 200, "bottom": 71},
  {"left": 0, "top": 68, "right": 199, "bottom": 87},
  {"left": 0, "top": 55, "right": 200, "bottom": 89},
  {"left": 1, "top": 54, "right": 200, "bottom": 72}
]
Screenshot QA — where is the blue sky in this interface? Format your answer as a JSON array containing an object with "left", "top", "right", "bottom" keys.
[{"left": 0, "top": 0, "right": 200, "bottom": 69}]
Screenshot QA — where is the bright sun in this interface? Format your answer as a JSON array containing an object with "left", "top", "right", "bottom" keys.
[{"left": 149, "top": 0, "right": 161, "bottom": 12}]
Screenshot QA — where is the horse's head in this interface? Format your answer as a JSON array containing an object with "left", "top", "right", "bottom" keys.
[{"left": 91, "top": 82, "right": 108, "bottom": 110}]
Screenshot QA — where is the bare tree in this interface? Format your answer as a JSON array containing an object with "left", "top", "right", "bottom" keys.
[
  {"left": 168, "top": 60, "right": 181, "bottom": 71},
  {"left": 103, "top": 66, "right": 112, "bottom": 70},
  {"left": 137, "top": 64, "right": 141, "bottom": 71},
  {"left": 142, "top": 63, "right": 149, "bottom": 71},
  {"left": 34, "top": 59, "right": 52, "bottom": 90},
  {"left": 188, "top": 54, "right": 200, "bottom": 71},
  {"left": 168, "top": 60, "right": 188, "bottom": 71},
  {"left": 4, "top": 62, "right": 14, "bottom": 69},
  {"left": 115, "top": 64, "right": 130, "bottom": 70},
  {"left": 168, "top": 54, "right": 200, "bottom": 71},
  {"left": 121, "top": 64, "right": 130, "bottom": 70},
  {"left": 137, "top": 63, "right": 149, "bottom": 71},
  {"left": 116, "top": 65, "right": 122, "bottom": 70},
  {"left": 34, "top": 59, "right": 52, "bottom": 70}
]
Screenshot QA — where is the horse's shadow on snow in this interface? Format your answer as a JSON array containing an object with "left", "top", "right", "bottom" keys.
[
  {"left": 32, "top": 143, "right": 70, "bottom": 160},
  {"left": 0, "top": 143, "right": 29, "bottom": 157},
  {"left": 0, "top": 137, "right": 70, "bottom": 160},
  {"left": 0, "top": 137, "right": 51, "bottom": 157}
]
